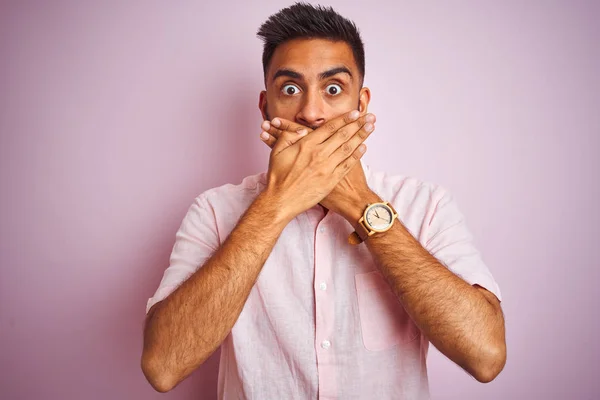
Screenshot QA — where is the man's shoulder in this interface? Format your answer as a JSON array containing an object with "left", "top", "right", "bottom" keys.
[
  {"left": 195, "top": 170, "right": 267, "bottom": 208},
  {"left": 367, "top": 166, "right": 449, "bottom": 203}
]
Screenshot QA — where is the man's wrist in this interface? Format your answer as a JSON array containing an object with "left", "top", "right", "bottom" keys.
[
  {"left": 341, "top": 189, "right": 383, "bottom": 229},
  {"left": 255, "top": 189, "right": 294, "bottom": 230}
]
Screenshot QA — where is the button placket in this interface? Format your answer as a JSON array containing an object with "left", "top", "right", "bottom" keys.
[{"left": 313, "top": 217, "right": 338, "bottom": 397}]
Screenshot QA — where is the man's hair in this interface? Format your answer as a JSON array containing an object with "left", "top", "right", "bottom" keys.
[{"left": 257, "top": 2, "right": 365, "bottom": 86}]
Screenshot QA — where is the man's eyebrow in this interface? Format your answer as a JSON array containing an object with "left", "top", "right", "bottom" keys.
[
  {"left": 271, "top": 66, "right": 353, "bottom": 83},
  {"left": 272, "top": 69, "right": 304, "bottom": 83},
  {"left": 319, "top": 66, "right": 353, "bottom": 81}
]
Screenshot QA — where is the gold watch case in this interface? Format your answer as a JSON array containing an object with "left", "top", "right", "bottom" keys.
[{"left": 349, "top": 201, "right": 398, "bottom": 245}]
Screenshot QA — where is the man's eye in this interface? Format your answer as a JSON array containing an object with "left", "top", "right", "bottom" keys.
[
  {"left": 326, "top": 84, "right": 342, "bottom": 96},
  {"left": 282, "top": 84, "right": 301, "bottom": 96}
]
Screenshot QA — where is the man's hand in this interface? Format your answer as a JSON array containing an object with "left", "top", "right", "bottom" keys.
[
  {"left": 260, "top": 112, "right": 376, "bottom": 221},
  {"left": 261, "top": 110, "right": 375, "bottom": 223}
]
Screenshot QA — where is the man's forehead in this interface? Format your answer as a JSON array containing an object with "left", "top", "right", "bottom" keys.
[{"left": 268, "top": 38, "right": 356, "bottom": 79}]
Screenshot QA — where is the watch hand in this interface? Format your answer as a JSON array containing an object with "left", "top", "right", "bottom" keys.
[{"left": 376, "top": 216, "right": 389, "bottom": 224}]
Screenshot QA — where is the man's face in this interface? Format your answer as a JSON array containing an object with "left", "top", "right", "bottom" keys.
[{"left": 259, "top": 38, "right": 370, "bottom": 130}]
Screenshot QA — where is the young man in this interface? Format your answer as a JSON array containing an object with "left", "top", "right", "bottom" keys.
[{"left": 141, "top": 3, "right": 506, "bottom": 398}]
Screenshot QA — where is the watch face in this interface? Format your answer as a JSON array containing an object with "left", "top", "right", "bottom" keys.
[{"left": 365, "top": 204, "right": 393, "bottom": 231}]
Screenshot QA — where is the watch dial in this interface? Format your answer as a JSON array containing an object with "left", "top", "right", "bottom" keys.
[{"left": 366, "top": 204, "right": 393, "bottom": 230}]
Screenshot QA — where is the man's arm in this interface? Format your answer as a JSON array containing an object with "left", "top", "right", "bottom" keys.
[
  {"left": 142, "top": 109, "right": 374, "bottom": 392},
  {"left": 141, "top": 191, "right": 289, "bottom": 392},
  {"left": 260, "top": 116, "right": 506, "bottom": 382},
  {"left": 341, "top": 190, "right": 506, "bottom": 383}
]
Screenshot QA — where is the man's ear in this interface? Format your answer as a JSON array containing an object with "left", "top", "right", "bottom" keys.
[
  {"left": 259, "top": 91, "right": 268, "bottom": 120},
  {"left": 358, "top": 87, "right": 371, "bottom": 115}
]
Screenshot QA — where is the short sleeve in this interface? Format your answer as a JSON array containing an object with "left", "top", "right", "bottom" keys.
[
  {"left": 146, "top": 194, "right": 220, "bottom": 314},
  {"left": 424, "top": 190, "right": 502, "bottom": 302}
]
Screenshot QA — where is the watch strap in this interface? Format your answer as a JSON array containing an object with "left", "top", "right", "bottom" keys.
[
  {"left": 347, "top": 212, "right": 373, "bottom": 245},
  {"left": 348, "top": 231, "right": 363, "bottom": 245}
]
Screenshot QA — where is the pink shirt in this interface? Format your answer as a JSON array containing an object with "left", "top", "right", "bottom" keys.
[{"left": 146, "top": 161, "right": 502, "bottom": 400}]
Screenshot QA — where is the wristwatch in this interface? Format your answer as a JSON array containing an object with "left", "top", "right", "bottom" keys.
[{"left": 348, "top": 201, "right": 398, "bottom": 245}]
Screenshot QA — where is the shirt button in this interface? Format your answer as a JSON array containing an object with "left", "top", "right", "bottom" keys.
[
  {"left": 319, "top": 282, "right": 327, "bottom": 291},
  {"left": 319, "top": 226, "right": 326, "bottom": 233},
  {"left": 321, "top": 340, "right": 331, "bottom": 349}
]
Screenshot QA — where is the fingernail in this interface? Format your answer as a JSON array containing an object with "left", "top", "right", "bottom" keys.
[
  {"left": 261, "top": 121, "right": 271, "bottom": 131},
  {"left": 260, "top": 131, "right": 269, "bottom": 140},
  {"left": 366, "top": 114, "right": 376, "bottom": 123},
  {"left": 297, "top": 128, "right": 308, "bottom": 135},
  {"left": 271, "top": 118, "right": 281, "bottom": 127},
  {"left": 364, "top": 123, "right": 374, "bottom": 132},
  {"left": 360, "top": 144, "right": 366, "bottom": 153},
  {"left": 349, "top": 110, "right": 360, "bottom": 120}
]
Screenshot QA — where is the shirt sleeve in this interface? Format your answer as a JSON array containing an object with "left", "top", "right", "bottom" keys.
[
  {"left": 424, "top": 189, "right": 502, "bottom": 302},
  {"left": 146, "top": 193, "right": 221, "bottom": 314}
]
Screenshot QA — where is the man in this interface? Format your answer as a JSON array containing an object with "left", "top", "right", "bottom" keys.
[{"left": 141, "top": 3, "right": 506, "bottom": 399}]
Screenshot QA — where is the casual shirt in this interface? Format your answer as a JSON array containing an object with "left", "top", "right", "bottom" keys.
[{"left": 146, "top": 161, "right": 502, "bottom": 399}]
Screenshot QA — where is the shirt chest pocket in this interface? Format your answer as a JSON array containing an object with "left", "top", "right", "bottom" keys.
[{"left": 355, "top": 270, "right": 420, "bottom": 351}]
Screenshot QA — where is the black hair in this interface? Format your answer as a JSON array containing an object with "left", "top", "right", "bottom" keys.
[{"left": 257, "top": 2, "right": 365, "bottom": 86}]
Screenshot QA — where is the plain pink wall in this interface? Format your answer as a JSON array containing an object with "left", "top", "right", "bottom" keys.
[{"left": 1, "top": 1, "right": 598, "bottom": 399}]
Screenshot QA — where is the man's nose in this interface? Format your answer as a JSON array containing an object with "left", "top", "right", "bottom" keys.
[{"left": 295, "top": 90, "right": 326, "bottom": 129}]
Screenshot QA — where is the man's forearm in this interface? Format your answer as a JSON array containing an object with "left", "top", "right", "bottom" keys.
[
  {"left": 343, "top": 190, "right": 506, "bottom": 383},
  {"left": 142, "top": 191, "right": 290, "bottom": 392}
]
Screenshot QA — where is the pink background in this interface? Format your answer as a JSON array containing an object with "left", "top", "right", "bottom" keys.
[{"left": 1, "top": 1, "right": 598, "bottom": 399}]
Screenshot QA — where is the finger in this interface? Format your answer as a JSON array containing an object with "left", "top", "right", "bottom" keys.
[
  {"left": 261, "top": 120, "right": 312, "bottom": 144},
  {"left": 322, "top": 117, "right": 375, "bottom": 158},
  {"left": 259, "top": 131, "right": 276, "bottom": 149},
  {"left": 269, "top": 118, "right": 313, "bottom": 136},
  {"left": 260, "top": 128, "right": 309, "bottom": 150},
  {"left": 329, "top": 121, "right": 374, "bottom": 167},
  {"left": 261, "top": 120, "right": 284, "bottom": 139},
  {"left": 267, "top": 124, "right": 310, "bottom": 141},
  {"left": 271, "top": 129, "right": 309, "bottom": 156},
  {"left": 332, "top": 144, "right": 367, "bottom": 179},
  {"left": 321, "top": 113, "right": 376, "bottom": 153},
  {"left": 310, "top": 109, "right": 371, "bottom": 144}
]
